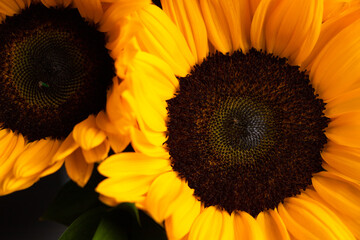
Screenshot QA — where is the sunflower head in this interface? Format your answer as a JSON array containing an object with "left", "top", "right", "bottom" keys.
[
  {"left": 0, "top": 3, "right": 114, "bottom": 141},
  {"left": 166, "top": 49, "right": 329, "bottom": 216}
]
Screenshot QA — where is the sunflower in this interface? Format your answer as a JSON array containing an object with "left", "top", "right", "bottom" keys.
[
  {"left": 97, "top": 0, "right": 360, "bottom": 239},
  {"left": 0, "top": 0, "right": 153, "bottom": 195}
]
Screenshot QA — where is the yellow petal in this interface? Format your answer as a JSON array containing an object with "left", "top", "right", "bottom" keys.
[
  {"left": 99, "top": 0, "right": 151, "bottom": 32},
  {"left": 200, "top": 0, "right": 251, "bottom": 53},
  {"left": 162, "top": 0, "right": 209, "bottom": 63},
  {"left": 52, "top": 131, "right": 79, "bottom": 162},
  {"left": 39, "top": 160, "right": 64, "bottom": 177},
  {"left": 234, "top": 211, "right": 265, "bottom": 240},
  {"left": 302, "top": 2, "right": 360, "bottom": 70},
  {"left": 104, "top": 79, "right": 136, "bottom": 134},
  {"left": 308, "top": 18, "right": 360, "bottom": 100},
  {"left": 188, "top": 206, "right": 224, "bottom": 240},
  {"left": 96, "top": 174, "right": 156, "bottom": 203},
  {"left": 64, "top": 148, "right": 94, "bottom": 187},
  {"left": 249, "top": 0, "right": 262, "bottom": 18},
  {"left": 323, "top": 0, "right": 353, "bottom": 22},
  {"left": 41, "top": 0, "right": 71, "bottom": 8},
  {"left": 13, "top": 139, "right": 61, "bottom": 177},
  {"left": 135, "top": 5, "right": 194, "bottom": 77},
  {"left": 321, "top": 141, "right": 360, "bottom": 182},
  {"left": 312, "top": 171, "right": 360, "bottom": 219},
  {"left": 0, "top": 174, "right": 38, "bottom": 196},
  {"left": 106, "top": 18, "right": 142, "bottom": 61},
  {"left": 73, "top": 0, "right": 102, "bottom": 23},
  {"left": 0, "top": 130, "right": 26, "bottom": 178},
  {"left": 325, "top": 88, "right": 360, "bottom": 118},
  {"left": 108, "top": 132, "right": 131, "bottom": 153},
  {"left": 72, "top": 115, "right": 107, "bottom": 150},
  {"left": 220, "top": 211, "right": 236, "bottom": 240},
  {"left": 0, "top": 0, "right": 21, "bottom": 16},
  {"left": 82, "top": 140, "right": 110, "bottom": 163},
  {"left": 96, "top": 104, "right": 131, "bottom": 154},
  {"left": 165, "top": 184, "right": 201, "bottom": 240},
  {"left": 130, "top": 124, "right": 170, "bottom": 159},
  {"left": 0, "top": 14, "right": 6, "bottom": 22},
  {"left": 99, "top": 195, "right": 119, "bottom": 207},
  {"left": 98, "top": 152, "right": 171, "bottom": 178},
  {"left": 251, "top": 0, "right": 323, "bottom": 65},
  {"left": 256, "top": 209, "right": 290, "bottom": 240},
  {"left": 326, "top": 112, "right": 360, "bottom": 148},
  {"left": 145, "top": 171, "right": 183, "bottom": 222},
  {"left": 304, "top": 188, "right": 360, "bottom": 239},
  {"left": 128, "top": 51, "right": 177, "bottom": 133},
  {"left": 279, "top": 195, "right": 355, "bottom": 239}
]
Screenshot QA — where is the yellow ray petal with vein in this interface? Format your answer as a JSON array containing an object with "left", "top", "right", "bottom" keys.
[
  {"left": 188, "top": 206, "right": 224, "bottom": 240},
  {"left": 1, "top": 174, "right": 38, "bottom": 196},
  {"left": 249, "top": 0, "right": 262, "bottom": 19},
  {"left": 309, "top": 18, "right": 360, "bottom": 100},
  {"left": 312, "top": 171, "right": 360, "bottom": 219},
  {"left": 73, "top": 0, "right": 102, "bottom": 23},
  {"left": 325, "top": 88, "right": 360, "bottom": 117},
  {"left": 96, "top": 174, "right": 155, "bottom": 203},
  {"left": 200, "top": 0, "right": 251, "bottom": 53},
  {"left": 99, "top": 0, "right": 151, "bottom": 32},
  {"left": 234, "top": 211, "right": 265, "bottom": 240},
  {"left": 98, "top": 152, "right": 171, "bottom": 178},
  {"left": 162, "top": 0, "right": 209, "bottom": 63},
  {"left": 39, "top": 160, "right": 64, "bottom": 177},
  {"left": 302, "top": 3, "right": 360, "bottom": 70},
  {"left": 82, "top": 140, "right": 110, "bottom": 163},
  {"left": 128, "top": 51, "right": 177, "bottom": 133},
  {"left": 130, "top": 127, "right": 169, "bottom": 158},
  {"left": 13, "top": 138, "right": 61, "bottom": 177},
  {"left": 321, "top": 141, "right": 360, "bottom": 182},
  {"left": 96, "top": 111, "right": 131, "bottom": 153},
  {"left": 256, "top": 209, "right": 290, "bottom": 240},
  {"left": 52, "top": 131, "right": 79, "bottom": 162},
  {"left": 135, "top": 5, "right": 195, "bottom": 77},
  {"left": 279, "top": 196, "right": 354, "bottom": 240},
  {"left": 72, "top": 115, "right": 107, "bottom": 150},
  {"left": 295, "top": 191, "right": 355, "bottom": 239},
  {"left": 0, "top": 0, "right": 21, "bottom": 16},
  {"left": 41, "top": 0, "right": 71, "bottom": 8},
  {"left": 251, "top": 0, "right": 323, "bottom": 65},
  {"left": 145, "top": 172, "right": 183, "bottom": 223},
  {"left": 326, "top": 112, "right": 360, "bottom": 148},
  {"left": 199, "top": 0, "right": 231, "bottom": 53},
  {"left": 165, "top": 188, "right": 201, "bottom": 240},
  {"left": 323, "top": 0, "right": 354, "bottom": 22},
  {"left": 105, "top": 79, "right": 136, "bottom": 134},
  {"left": 0, "top": 130, "right": 26, "bottom": 178},
  {"left": 304, "top": 188, "right": 360, "bottom": 239},
  {"left": 64, "top": 148, "right": 94, "bottom": 187}
]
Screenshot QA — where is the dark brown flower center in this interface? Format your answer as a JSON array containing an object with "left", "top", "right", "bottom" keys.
[
  {"left": 166, "top": 49, "right": 329, "bottom": 217},
  {"left": 0, "top": 4, "right": 114, "bottom": 141}
]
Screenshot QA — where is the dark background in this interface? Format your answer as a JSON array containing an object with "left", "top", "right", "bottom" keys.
[{"left": 0, "top": 168, "right": 68, "bottom": 240}]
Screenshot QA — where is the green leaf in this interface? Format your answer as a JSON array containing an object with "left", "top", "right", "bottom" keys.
[
  {"left": 131, "top": 211, "right": 167, "bottom": 240},
  {"left": 92, "top": 214, "right": 129, "bottom": 240},
  {"left": 42, "top": 167, "right": 105, "bottom": 225},
  {"left": 92, "top": 203, "right": 139, "bottom": 240},
  {"left": 113, "top": 203, "right": 140, "bottom": 225},
  {"left": 91, "top": 204, "right": 167, "bottom": 240},
  {"left": 59, "top": 206, "right": 106, "bottom": 240},
  {"left": 41, "top": 179, "right": 100, "bottom": 225}
]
